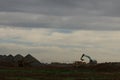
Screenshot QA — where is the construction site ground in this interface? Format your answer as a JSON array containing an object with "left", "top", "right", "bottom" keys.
[{"left": 0, "top": 63, "right": 120, "bottom": 80}]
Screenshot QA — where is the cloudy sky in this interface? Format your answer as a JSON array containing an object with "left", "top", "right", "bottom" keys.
[{"left": 0, "top": 0, "right": 120, "bottom": 63}]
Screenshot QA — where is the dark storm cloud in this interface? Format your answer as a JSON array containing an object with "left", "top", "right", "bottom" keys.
[{"left": 0, "top": 0, "right": 120, "bottom": 30}]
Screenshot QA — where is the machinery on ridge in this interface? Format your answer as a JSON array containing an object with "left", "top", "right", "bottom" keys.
[
  {"left": 81, "top": 54, "right": 97, "bottom": 64},
  {"left": 73, "top": 53, "right": 97, "bottom": 67}
]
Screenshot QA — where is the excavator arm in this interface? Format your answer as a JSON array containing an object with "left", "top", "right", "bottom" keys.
[{"left": 80, "top": 54, "right": 84, "bottom": 61}]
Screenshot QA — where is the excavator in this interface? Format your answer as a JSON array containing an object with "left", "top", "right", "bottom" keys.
[
  {"left": 73, "top": 54, "right": 97, "bottom": 67},
  {"left": 80, "top": 54, "right": 97, "bottom": 64}
]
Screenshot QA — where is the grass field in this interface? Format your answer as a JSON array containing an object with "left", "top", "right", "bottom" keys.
[{"left": 0, "top": 65, "right": 120, "bottom": 80}]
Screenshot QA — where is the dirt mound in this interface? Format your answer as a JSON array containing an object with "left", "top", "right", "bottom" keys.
[
  {"left": 14, "top": 54, "right": 24, "bottom": 62},
  {"left": 92, "top": 63, "right": 120, "bottom": 72},
  {"left": 24, "top": 54, "right": 41, "bottom": 67},
  {"left": 0, "top": 54, "right": 41, "bottom": 67}
]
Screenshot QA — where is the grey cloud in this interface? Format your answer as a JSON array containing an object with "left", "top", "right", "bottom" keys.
[
  {"left": 0, "top": 22, "right": 51, "bottom": 28},
  {"left": 0, "top": 0, "right": 78, "bottom": 16},
  {"left": 1, "top": 13, "right": 120, "bottom": 30},
  {"left": 0, "top": 0, "right": 120, "bottom": 30},
  {"left": 0, "top": 22, "right": 111, "bottom": 30},
  {"left": 0, "top": 0, "right": 120, "bottom": 16}
]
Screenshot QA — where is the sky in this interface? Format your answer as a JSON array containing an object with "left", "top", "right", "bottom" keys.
[{"left": 0, "top": 0, "right": 120, "bottom": 63}]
